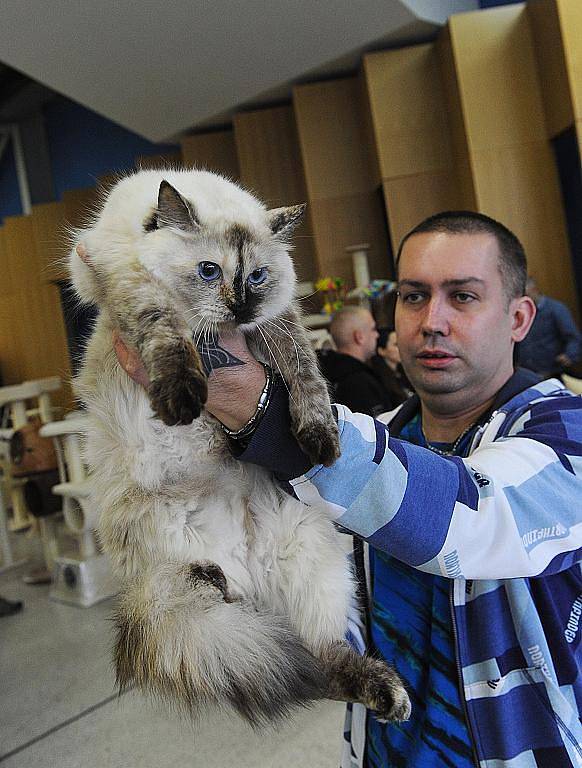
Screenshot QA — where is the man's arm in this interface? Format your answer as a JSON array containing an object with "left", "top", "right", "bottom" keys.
[
  {"left": 117, "top": 332, "right": 582, "bottom": 581},
  {"left": 281, "top": 397, "right": 582, "bottom": 580}
]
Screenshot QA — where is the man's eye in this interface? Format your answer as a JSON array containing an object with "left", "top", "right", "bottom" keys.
[
  {"left": 402, "top": 292, "right": 425, "bottom": 304},
  {"left": 455, "top": 292, "right": 475, "bottom": 303},
  {"left": 247, "top": 267, "right": 268, "bottom": 286},
  {"left": 198, "top": 262, "right": 222, "bottom": 281}
]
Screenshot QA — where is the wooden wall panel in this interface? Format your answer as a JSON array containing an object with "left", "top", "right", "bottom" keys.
[
  {"left": 233, "top": 106, "right": 316, "bottom": 282},
  {"left": 135, "top": 151, "right": 182, "bottom": 170},
  {"left": 382, "top": 170, "right": 464, "bottom": 253},
  {"left": 439, "top": 3, "right": 578, "bottom": 315},
  {"left": 0, "top": 294, "right": 26, "bottom": 385},
  {"left": 527, "top": 0, "right": 574, "bottom": 138},
  {"left": 364, "top": 45, "right": 454, "bottom": 179},
  {"left": 181, "top": 131, "right": 240, "bottom": 179},
  {"left": 437, "top": 28, "right": 471, "bottom": 161},
  {"left": 3, "top": 217, "right": 41, "bottom": 291},
  {"left": 471, "top": 142, "right": 576, "bottom": 310},
  {"left": 234, "top": 107, "right": 305, "bottom": 205},
  {"left": 0, "top": 227, "right": 13, "bottom": 297},
  {"left": 294, "top": 76, "right": 390, "bottom": 282},
  {"left": 558, "top": 0, "right": 582, "bottom": 124},
  {"left": 309, "top": 193, "right": 391, "bottom": 280},
  {"left": 30, "top": 201, "right": 67, "bottom": 283},
  {"left": 0, "top": 214, "right": 73, "bottom": 408},
  {"left": 294, "top": 78, "right": 377, "bottom": 200},
  {"left": 448, "top": 5, "right": 547, "bottom": 153}
]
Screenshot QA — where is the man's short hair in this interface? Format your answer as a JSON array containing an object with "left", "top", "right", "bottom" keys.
[{"left": 396, "top": 211, "right": 527, "bottom": 300}]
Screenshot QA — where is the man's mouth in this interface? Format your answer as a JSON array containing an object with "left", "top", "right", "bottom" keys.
[{"left": 416, "top": 350, "right": 457, "bottom": 368}]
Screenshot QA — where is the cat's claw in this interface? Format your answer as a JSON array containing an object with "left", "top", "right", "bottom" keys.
[{"left": 368, "top": 680, "right": 412, "bottom": 723}]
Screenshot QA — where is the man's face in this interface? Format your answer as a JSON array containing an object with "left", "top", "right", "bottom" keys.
[{"left": 395, "top": 231, "right": 530, "bottom": 411}]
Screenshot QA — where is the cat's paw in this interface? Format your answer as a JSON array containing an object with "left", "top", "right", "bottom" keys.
[
  {"left": 149, "top": 347, "right": 208, "bottom": 425},
  {"left": 363, "top": 661, "right": 411, "bottom": 723},
  {"left": 295, "top": 419, "right": 341, "bottom": 467}
]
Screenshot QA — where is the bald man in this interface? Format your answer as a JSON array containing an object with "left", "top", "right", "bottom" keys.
[{"left": 318, "top": 306, "right": 400, "bottom": 416}]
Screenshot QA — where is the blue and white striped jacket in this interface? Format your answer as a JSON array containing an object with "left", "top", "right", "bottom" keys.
[{"left": 285, "top": 377, "right": 582, "bottom": 767}]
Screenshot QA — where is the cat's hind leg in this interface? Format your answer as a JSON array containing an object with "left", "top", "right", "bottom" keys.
[{"left": 252, "top": 492, "right": 411, "bottom": 723}]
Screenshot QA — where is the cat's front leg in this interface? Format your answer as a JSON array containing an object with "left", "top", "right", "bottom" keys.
[
  {"left": 103, "top": 261, "right": 208, "bottom": 425},
  {"left": 252, "top": 306, "right": 340, "bottom": 466}
]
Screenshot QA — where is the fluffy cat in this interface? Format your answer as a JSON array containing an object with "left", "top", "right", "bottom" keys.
[{"left": 69, "top": 168, "right": 410, "bottom": 725}]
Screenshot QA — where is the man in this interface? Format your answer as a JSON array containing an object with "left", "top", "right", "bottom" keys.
[
  {"left": 317, "top": 306, "right": 400, "bottom": 416},
  {"left": 116, "top": 212, "right": 582, "bottom": 767},
  {"left": 517, "top": 276, "right": 582, "bottom": 377}
]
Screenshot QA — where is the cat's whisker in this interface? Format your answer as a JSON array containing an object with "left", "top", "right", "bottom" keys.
[
  {"left": 256, "top": 324, "right": 295, "bottom": 404},
  {"left": 193, "top": 316, "right": 207, "bottom": 349},
  {"left": 294, "top": 290, "right": 320, "bottom": 302},
  {"left": 265, "top": 319, "right": 301, "bottom": 376},
  {"left": 279, "top": 316, "right": 308, "bottom": 330},
  {"left": 192, "top": 315, "right": 206, "bottom": 347}
]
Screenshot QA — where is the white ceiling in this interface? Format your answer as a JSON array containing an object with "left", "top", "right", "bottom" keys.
[{"left": 0, "top": 0, "right": 477, "bottom": 143}]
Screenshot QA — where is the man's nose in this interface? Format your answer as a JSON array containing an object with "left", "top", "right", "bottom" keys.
[{"left": 421, "top": 297, "right": 450, "bottom": 336}]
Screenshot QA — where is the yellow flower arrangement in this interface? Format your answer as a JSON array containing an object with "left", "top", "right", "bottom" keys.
[{"left": 315, "top": 276, "right": 347, "bottom": 315}]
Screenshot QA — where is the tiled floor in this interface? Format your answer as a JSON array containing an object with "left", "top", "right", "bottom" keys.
[{"left": 0, "top": 551, "right": 344, "bottom": 768}]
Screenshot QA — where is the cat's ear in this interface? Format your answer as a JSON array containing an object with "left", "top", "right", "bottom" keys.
[
  {"left": 267, "top": 204, "right": 306, "bottom": 236},
  {"left": 144, "top": 180, "right": 200, "bottom": 233}
]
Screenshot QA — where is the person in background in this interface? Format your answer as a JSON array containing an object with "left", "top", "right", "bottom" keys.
[
  {"left": 317, "top": 306, "right": 403, "bottom": 417},
  {"left": 517, "top": 275, "right": 582, "bottom": 377},
  {"left": 371, "top": 328, "right": 412, "bottom": 402}
]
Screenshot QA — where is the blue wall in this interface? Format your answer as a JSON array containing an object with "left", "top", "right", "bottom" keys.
[
  {"left": 0, "top": 95, "right": 177, "bottom": 223},
  {"left": 0, "top": 145, "right": 21, "bottom": 221}
]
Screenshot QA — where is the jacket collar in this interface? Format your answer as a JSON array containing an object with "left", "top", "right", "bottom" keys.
[{"left": 389, "top": 367, "right": 545, "bottom": 438}]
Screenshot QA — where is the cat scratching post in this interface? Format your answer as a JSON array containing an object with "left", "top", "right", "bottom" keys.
[
  {"left": 39, "top": 415, "right": 117, "bottom": 606},
  {"left": 0, "top": 377, "right": 62, "bottom": 576},
  {"left": 346, "top": 244, "right": 371, "bottom": 306}
]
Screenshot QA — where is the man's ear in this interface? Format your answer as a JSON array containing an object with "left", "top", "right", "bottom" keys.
[
  {"left": 353, "top": 329, "right": 364, "bottom": 346},
  {"left": 510, "top": 295, "right": 536, "bottom": 343}
]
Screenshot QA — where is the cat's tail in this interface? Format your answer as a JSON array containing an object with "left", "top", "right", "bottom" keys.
[{"left": 113, "top": 561, "right": 328, "bottom": 726}]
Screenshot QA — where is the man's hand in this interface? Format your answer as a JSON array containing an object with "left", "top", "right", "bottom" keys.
[
  {"left": 556, "top": 353, "right": 572, "bottom": 369},
  {"left": 113, "top": 333, "right": 150, "bottom": 388},
  {"left": 113, "top": 331, "right": 266, "bottom": 432}
]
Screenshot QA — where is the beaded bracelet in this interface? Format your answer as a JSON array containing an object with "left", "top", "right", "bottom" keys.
[{"left": 219, "top": 363, "right": 274, "bottom": 441}]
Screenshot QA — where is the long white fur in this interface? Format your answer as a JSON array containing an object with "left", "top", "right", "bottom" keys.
[{"left": 70, "top": 170, "right": 357, "bottom": 719}]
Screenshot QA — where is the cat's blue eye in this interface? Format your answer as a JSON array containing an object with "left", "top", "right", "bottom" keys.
[
  {"left": 198, "top": 262, "right": 222, "bottom": 281},
  {"left": 247, "top": 267, "right": 268, "bottom": 286}
]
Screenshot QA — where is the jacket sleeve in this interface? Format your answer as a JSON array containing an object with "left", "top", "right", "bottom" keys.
[{"left": 288, "top": 397, "right": 582, "bottom": 580}]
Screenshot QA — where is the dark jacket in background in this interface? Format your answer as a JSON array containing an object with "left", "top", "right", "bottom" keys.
[
  {"left": 517, "top": 295, "right": 582, "bottom": 376},
  {"left": 317, "top": 349, "right": 408, "bottom": 417}
]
